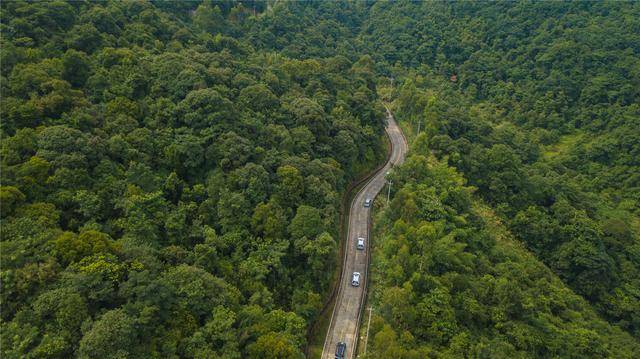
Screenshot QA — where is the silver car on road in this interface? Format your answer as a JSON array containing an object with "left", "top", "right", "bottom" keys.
[{"left": 351, "top": 272, "right": 361, "bottom": 286}]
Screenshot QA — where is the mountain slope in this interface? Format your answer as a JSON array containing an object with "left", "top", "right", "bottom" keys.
[
  {"left": 0, "top": 2, "right": 384, "bottom": 357},
  {"left": 365, "top": 137, "right": 639, "bottom": 357}
]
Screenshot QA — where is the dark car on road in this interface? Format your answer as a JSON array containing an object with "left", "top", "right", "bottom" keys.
[{"left": 335, "top": 341, "right": 346, "bottom": 359}]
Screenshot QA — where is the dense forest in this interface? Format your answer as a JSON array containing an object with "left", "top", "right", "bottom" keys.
[
  {"left": 374, "top": 0, "right": 640, "bottom": 338},
  {"left": 1, "top": 1, "right": 384, "bottom": 357},
  {"left": 366, "top": 136, "right": 639, "bottom": 357},
  {"left": 2, "top": 1, "right": 639, "bottom": 358},
  {"left": 362, "top": 1, "right": 640, "bottom": 357}
]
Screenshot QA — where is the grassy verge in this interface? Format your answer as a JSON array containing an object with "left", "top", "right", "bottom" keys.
[{"left": 306, "top": 133, "right": 391, "bottom": 358}]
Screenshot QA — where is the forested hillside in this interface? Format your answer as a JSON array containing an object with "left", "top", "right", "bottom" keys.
[
  {"left": 369, "top": 0, "right": 640, "bottom": 341},
  {"left": 365, "top": 136, "right": 639, "bottom": 357},
  {"left": 0, "top": 1, "right": 384, "bottom": 357},
  {"left": 247, "top": 1, "right": 368, "bottom": 60},
  {"left": 2, "top": 1, "right": 639, "bottom": 358},
  {"left": 364, "top": 5, "right": 639, "bottom": 350}
]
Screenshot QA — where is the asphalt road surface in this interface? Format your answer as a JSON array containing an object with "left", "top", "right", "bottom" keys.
[{"left": 321, "top": 108, "right": 407, "bottom": 359}]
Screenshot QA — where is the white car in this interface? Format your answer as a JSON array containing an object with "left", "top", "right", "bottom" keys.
[
  {"left": 364, "top": 198, "right": 372, "bottom": 207},
  {"left": 356, "top": 237, "right": 365, "bottom": 250},
  {"left": 351, "top": 272, "right": 361, "bottom": 287}
]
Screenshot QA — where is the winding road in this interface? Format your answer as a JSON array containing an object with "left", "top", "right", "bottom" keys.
[{"left": 321, "top": 108, "right": 407, "bottom": 359}]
